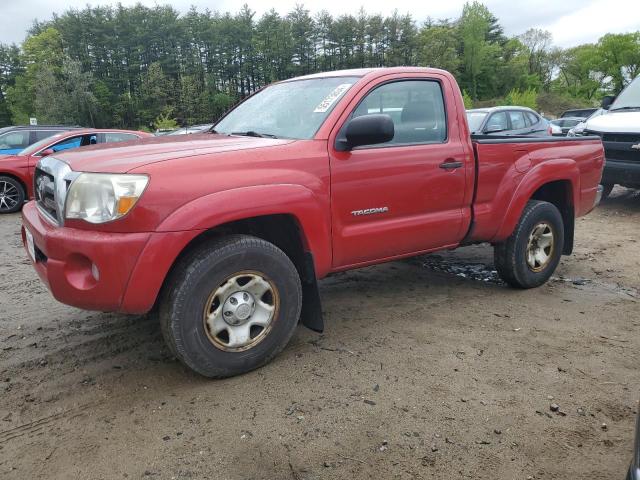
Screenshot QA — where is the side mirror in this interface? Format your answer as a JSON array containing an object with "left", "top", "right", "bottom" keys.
[
  {"left": 40, "top": 149, "right": 54, "bottom": 157},
  {"left": 601, "top": 95, "right": 616, "bottom": 110},
  {"left": 336, "top": 114, "right": 394, "bottom": 151}
]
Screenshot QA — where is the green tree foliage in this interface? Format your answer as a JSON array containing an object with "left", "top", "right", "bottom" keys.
[
  {"left": 459, "top": 2, "right": 493, "bottom": 99},
  {"left": 597, "top": 33, "right": 640, "bottom": 93},
  {"left": 418, "top": 20, "right": 460, "bottom": 74},
  {"left": 462, "top": 90, "right": 473, "bottom": 109},
  {"left": 0, "top": 3, "right": 638, "bottom": 127},
  {"left": 34, "top": 59, "right": 98, "bottom": 126},
  {"left": 504, "top": 88, "right": 538, "bottom": 110},
  {"left": 153, "top": 108, "right": 179, "bottom": 130}
]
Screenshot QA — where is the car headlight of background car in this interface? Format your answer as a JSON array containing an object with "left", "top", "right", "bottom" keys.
[{"left": 65, "top": 173, "right": 149, "bottom": 223}]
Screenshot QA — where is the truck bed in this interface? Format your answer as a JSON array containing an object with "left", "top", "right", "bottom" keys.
[{"left": 468, "top": 135, "right": 604, "bottom": 243}]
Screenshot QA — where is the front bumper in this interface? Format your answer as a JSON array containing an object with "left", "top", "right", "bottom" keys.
[
  {"left": 22, "top": 201, "right": 203, "bottom": 314},
  {"left": 21, "top": 201, "right": 151, "bottom": 312},
  {"left": 602, "top": 160, "right": 640, "bottom": 187}
]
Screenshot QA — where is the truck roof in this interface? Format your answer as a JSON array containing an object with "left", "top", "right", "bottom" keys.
[{"left": 283, "top": 66, "right": 451, "bottom": 82}]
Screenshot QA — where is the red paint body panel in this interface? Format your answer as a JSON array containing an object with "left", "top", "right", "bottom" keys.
[
  {"left": 0, "top": 129, "right": 151, "bottom": 198},
  {"left": 20, "top": 67, "right": 605, "bottom": 315},
  {"left": 22, "top": 202, "right": 150, "bottom": 311}
]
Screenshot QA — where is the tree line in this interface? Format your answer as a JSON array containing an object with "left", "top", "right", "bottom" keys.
[{"left": 0, "top": 2, "right": 638, "bottom": 130}]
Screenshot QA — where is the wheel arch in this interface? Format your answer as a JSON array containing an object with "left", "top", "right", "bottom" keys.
[
  {"left": 0, "top": 172, "right": 28, "bottom": 212},
  {"left": 494, "top": 159, "right": 579, "bottom": 255},
  {"left": 0, "top": 172, "right": 28, "bottom": 196},
  {"left": 530, "top": 180, "right": 575, "bottom": 254},
  {"left": 120, "top": 185, "right": 332, "bottom": 315}
]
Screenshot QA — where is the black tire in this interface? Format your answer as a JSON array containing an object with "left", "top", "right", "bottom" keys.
[
  {"left": 0, "top": 176, "right": 25, "bottom": 214},
  {"left": 600, "top": 183, "right": 614, "bottom": 200},
  {"left": 494, "top": 200, "right": 564, "bottom": 289},
  {"left": 159, "top": 234, "right": 302, "bottom": 378}
]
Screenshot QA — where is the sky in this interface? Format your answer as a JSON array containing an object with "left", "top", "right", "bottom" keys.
[{"left": 1, "top": 0, "right": 639, "bottom": 47}]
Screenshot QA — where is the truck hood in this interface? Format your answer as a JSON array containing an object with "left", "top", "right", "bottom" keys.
[
  {"left": 50, "top": 133, "right": 294, "bottom": 173},
  {"left": 585, "top": 111, "right": 640, "bottom": 134}
]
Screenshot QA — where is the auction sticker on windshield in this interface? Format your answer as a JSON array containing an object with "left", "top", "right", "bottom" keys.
[
  {"left": 314, "top": 84, "right": 352, "bottom": 113},
  {"left": 25, "top": 228, "right": 35, "bottom": 262}
]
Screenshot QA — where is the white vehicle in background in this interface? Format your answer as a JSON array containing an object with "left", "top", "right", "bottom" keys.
[
  {"left": 580, "top": 75, "right": 640, "bottom": 199},
  {"left": 167, "top": 124, "right": 214, "bottom": 135},
  {"left": 567, "top": 108, "right": 605, "bottom": 137}
]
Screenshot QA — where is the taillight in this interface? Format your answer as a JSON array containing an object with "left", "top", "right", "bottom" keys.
[{"left": 548, "top": 126, "right": 552, "bottom": 135}]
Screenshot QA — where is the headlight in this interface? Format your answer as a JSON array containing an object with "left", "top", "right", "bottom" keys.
[{"left": 65, "top": 173, "right": 149, "bottom": 223}]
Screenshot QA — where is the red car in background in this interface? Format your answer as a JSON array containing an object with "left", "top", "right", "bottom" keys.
[{"left": 0, "top": 129, "right": 151, "bottom": 213}]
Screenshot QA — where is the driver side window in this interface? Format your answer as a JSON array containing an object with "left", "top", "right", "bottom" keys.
[{"left": 351, "top": 80, "right": 447, "bottom": 146}]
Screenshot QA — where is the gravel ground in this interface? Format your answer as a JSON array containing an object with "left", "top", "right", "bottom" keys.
[{"left": 0, "top": 189, "right": 639, "bottom": 479}]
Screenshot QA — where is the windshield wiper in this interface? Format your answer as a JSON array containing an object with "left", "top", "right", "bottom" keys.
[
  {"left": 609, "top": 106, "right": 640, "bottom": 111},
  {"left": 231, "top": 130, "right": 278, "bottom": 139}
]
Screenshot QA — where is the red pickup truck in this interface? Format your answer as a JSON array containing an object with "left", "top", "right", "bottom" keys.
[{"left": 21, "top": 67, "right": 604, "bottom": 378}]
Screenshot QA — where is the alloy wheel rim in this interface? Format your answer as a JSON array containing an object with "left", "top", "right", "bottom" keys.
[
  {"left": 0, "top": 181, "right": 19, "bottom": 212},
  {"left": 526, "top": 222, "right": 555, "bottom": 272},
  {"left": 203, "top": 271, "right": 279, "bottom": 352}
]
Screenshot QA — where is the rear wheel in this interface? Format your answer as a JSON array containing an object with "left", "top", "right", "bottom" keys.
[
  {"left": 494, "top": 200, "right": 564, "bottom": 289},
  {"left": 160, "top": 235, "right": 302, "bottom": 378},
  {"left": 0, "top": 176, "right": 25, "bottom": 214}
]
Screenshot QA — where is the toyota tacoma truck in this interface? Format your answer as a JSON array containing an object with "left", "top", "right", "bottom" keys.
[{"left": 21, "top": 67, "right": 605, "bottom": 378}]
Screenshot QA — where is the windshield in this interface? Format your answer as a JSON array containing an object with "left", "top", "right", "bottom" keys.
[
  {"left": 466, "top": 112, "right": 487, "bottom": 133},
  {"left": 215, "top": 77, "right": 359, "bottom": 139},
  {"left": 610, "top": 76, "right": 640, "bottom": 111},
  {"left": 18, "top": 132, "right": 65, "bottom": 156}
]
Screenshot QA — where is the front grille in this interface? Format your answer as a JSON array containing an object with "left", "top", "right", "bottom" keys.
[
  {"left": 33, "top": 156, "right": 74, "bottom": 226},
  {"left": 586, "top": 130, "right": 640, "bottom": 164},
  {"left": 34, "top": 167, "right": 58, "bottom": 222},
  {"left": 604, "top": 146, "right": 640, "bottom": 162}
]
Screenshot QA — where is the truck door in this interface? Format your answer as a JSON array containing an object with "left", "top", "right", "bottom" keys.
[{"left": 328, "top": 75, "right": 470, "bottom": 268}]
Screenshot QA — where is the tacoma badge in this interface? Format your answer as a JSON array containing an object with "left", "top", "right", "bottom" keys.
[{"left": 351, "top": 207, "right": 389, "bottom": 216}]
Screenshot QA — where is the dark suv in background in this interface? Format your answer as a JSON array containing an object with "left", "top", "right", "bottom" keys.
[
  {"left": 0, "top": 125, "right": 81, "bottom": 155},
  {"left": 560, "top": 108, "right": 598, "bottom": 119}
]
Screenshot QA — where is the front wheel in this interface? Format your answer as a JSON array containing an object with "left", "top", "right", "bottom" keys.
[
  {"left": 0, "top": 176, "right": 25, "bottom": 214},
  {"left": 494, "top": 200, "right": 564, "bottom": 289},
  {"left": 159, "top": 235, "right": 302, "bottom": 378}
]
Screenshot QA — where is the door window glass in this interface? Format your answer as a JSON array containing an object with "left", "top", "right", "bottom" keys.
[
  {"left": 526, "top": 112, "right": 540, "bottom": 126},
  {"left": 352, "top": 80, "right": 447, "bottom": 145},
  {"left": 485, "top": 112, "right": 508, "bottom": 132},
  {"left": 0, "top": 131, "right": 29, "bottom": 150},
  {"left": 508, "top": 111, "right": 527, "bottom": 130},
  {"left": 46, "top": 134, "right": 97, "bottom": 154},
  {"left": 104, "top": 132, "right": 138, "bottom": 143}
]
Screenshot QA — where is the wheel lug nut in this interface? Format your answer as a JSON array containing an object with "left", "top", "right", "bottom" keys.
[
  {"left": 224, "top": 311, "right": 232, "bottom": 316},
  {"left": 243, "top": 293, "right": 249, "bottom": 301},
  {"left": 229, "top": 297, "right": 237, "bottom": 305}
]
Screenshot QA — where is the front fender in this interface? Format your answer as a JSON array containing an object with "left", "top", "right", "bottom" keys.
[
  {"left": 156, "top": 184, "right": 333, "bottom": 277},
  {"left": 493, "top": 158, "right": 580, "bottom": 242}
]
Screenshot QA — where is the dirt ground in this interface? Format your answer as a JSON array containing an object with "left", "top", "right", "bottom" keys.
[{"left": 0, "top": 189, "right": 639, "bottom": 480}]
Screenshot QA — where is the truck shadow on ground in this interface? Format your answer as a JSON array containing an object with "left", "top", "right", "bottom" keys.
[{"left": 600, "top": 186, "right": 640, "bottom": 213}]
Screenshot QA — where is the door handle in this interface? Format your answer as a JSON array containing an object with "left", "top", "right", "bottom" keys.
[{"left": 439, "top": 159, "right": 463, "bottom": 170}]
